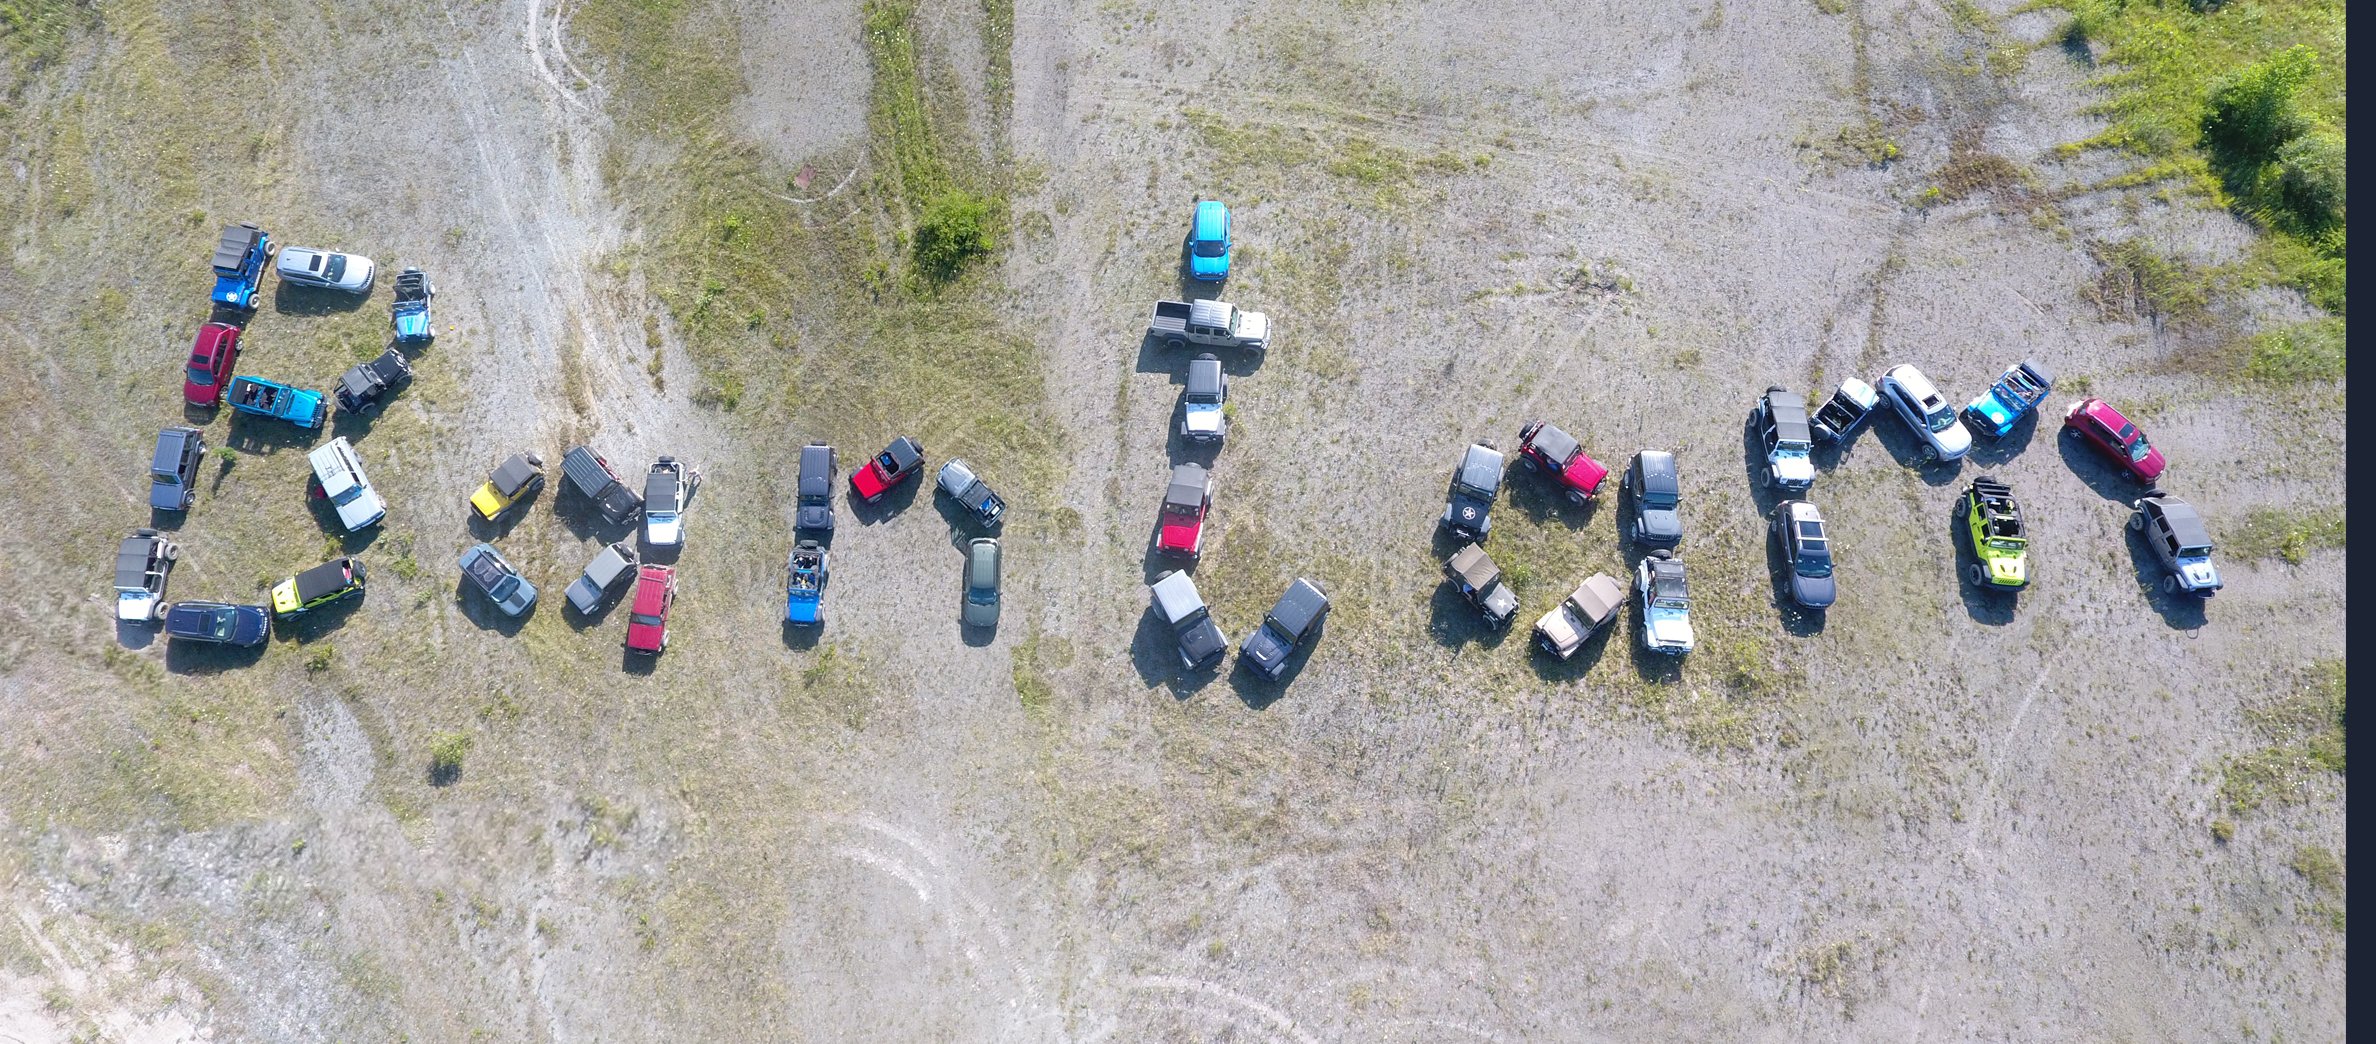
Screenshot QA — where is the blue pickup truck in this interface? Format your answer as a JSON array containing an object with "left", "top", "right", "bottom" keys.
[
  {"left": 226, "top": 375, "right": 327, "bottom": 429},
  {"left": 210, "top": 223, "right": 272, "bottom": 311},
  {"left": 1961, "top": 359, "right": 2053, "bottom": 438}
]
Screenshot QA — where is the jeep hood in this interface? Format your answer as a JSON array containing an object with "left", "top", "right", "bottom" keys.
[
  {"left": 1534, "top": 607, "right": 1584, "bottom": 656},
  {"left": 646, "top": 511, "right": 683, "bottom": 546},
  {"left": 1985, "top": 555, "right": 2026, "bottom": 586},
  {"left": 786, "top": 589, "right": 823, "bottom": 623},
  {"left": 1791, "top": 572, "right": 1837, "bottom": 607},
  {"left": 2178, "top": 559, "right": 2221, "bottom": 591},
  {"left": 796, "top": 502, "right": 833, "bottom": 530},
  {"left": 1158, "top": 512, "right": 1203, "bottom": 553},
  {"left": 1637, "top": 506, "right": 1683, "bottom": 542},
  {"left": 1242, "top": 625, "right": 1291, "bottom": 675},
  {"left": 116, "top": 590, "right": 161, "bottom": 622},
  {"left": 1646, "top": 607, "right": 1695, "bottom": 651},
  {"left": 1770, "top": 449, "right": 1815, "bottom": 486},
  {"left": 1235, "top": 310, "right": 1270, "bottom": 345},
  {"left": 1183, "top": 401, "right": 1226, "bottom": 435},
  {"left": 333, "top": 488, "right": 387, "bottom": 531}
]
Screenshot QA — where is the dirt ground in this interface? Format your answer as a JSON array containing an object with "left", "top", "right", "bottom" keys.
[{"left": 0, "top": 0, "right": 2344, "bottom": 1040}]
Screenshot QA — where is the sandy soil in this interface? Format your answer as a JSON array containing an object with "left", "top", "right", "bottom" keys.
[{"left": 0, "top": 0, "right": 2343, "bottom": 1040}]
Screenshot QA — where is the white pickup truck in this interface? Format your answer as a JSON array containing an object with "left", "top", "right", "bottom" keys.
[{"left": 1147, "top": 299, "right": 1269, "bottom": 354}]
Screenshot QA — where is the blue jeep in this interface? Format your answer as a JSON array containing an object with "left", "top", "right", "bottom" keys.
[
  {"left": 391, "top": 267, "right": 434, "bottom": 343},
  {"left": 209, "top": 223, "right": 272, "bottom": 310},
  {"left": 785, "top": 540, "right": 828, "bottom": 626},
  {"left": 1961, "top": 359, "right": 2053, "bottom": 438},
  {"left": 226, "top": 375, "right": 328, "bottom": 429},
  {"left": 1184, "top": 200, "right": 1231, "bottom": 281}
]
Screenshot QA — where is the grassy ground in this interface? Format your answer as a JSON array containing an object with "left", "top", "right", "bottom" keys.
[{"left": 2047, "top": 0, "right": 2346, "bottom": 319}]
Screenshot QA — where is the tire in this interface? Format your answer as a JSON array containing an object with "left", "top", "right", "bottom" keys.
[
  {"left": 2128, "top": 512, "right": 2146, "bottom": 532},
  {"left": 1520, "top": 455, "right": 1540, "bottom": 473},
  {"left": 162, "top": 543, "right": 179, "bottom": 561},
  {"left": 1566, "top": 490, "right": 1585, "bottom": 506},
  {"left": 2161, "top": 575, "right": 2179, "bottom": 595},
  {"left": 1165, "top": 338, "right": 1186, "bottom": 351},
  {"left": 1968, "top": 563, "right": 1984, "bottom": 587}
]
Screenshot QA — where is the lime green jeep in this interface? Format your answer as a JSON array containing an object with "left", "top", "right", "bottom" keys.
[{"left": 1962, "top": 477, "right": 2028, "bottom": 589}]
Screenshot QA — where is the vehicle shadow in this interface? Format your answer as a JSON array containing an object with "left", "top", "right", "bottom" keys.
[
  {"left": 164, "top": 638, "right": 266, "bottom": 675},
  {"left": 639, "top": 540, "right": 684, "bottom": 567},
  {"left": 1528, "top": 617, "right": 1619, "bottom": 683},
  {"left": 113, "top": 618, "right": 157, "bottom": 650},
  {"left": 1764, "top": 530, "right": 1830, "bottom": 635},
  {"left": 783, "top": 620, "right": 823, "bottom": 649},
  {"left": 933, "top": 493, "right": 998, "bottom": 543},
  {"left": 1142, "top": 545, "right": 1196, "bottom": 585},
  {"left": 452, "top": 578, "right": 532, "bottom": 636},
  {"left": 224, "top": 411, "right": 322, "bottom": 455},
  {"left": 273, "top": 281, "right": 368, "bottom": 316},
  {"left": 554, "top": 485, "right": 635, "bottom": 543},
  {"left": 1506, "top": 465, "right": 1600, "bottom": 529},
  {"left": 1134, "top": 331, "right": 1265, "bottom": 378},
  {"left": 149, "top": 506, "right": 188, "bottom": 532},
  {"left": 303, "top": 497, "right": 384, "bottom": 554},
  {"left": 330, "top": 407, "right": 385, "bottom": 445},
  {"left": 1964, "top": 410, "right": 2040, "bottom": 468},
  {"left": 1624, "top": 609, "right": 1684, "bottom": 685},
  {"left": 1427, "top": 582, "right": 1509, "bottom": 649},
  {"left": 1868, "top": 415, "right": 1965, "bottom": 486},
  {"left": 1739, "top": 415, "right": 1782, "bottom": 515},
  {"left": 207, "top": 303, "right": 257, "bottom": 329},
  {"left": 181, "top": 402, "right": 222, "bottom": 427},
  {"left": 274, "top": 596, "right": 362, "bottom": 642},
  {"left": 1130, "top": 609, "right": 1218, "bottom": 696},
  {"left": 849, "top": 475, "right": 922, "bottom": 526},
  {"left": 2125, "top": 523, "right": 2211, "bottom": 630},
  {"left": 620, "top": 648, "right": 658, "bottom": 676},
  {"left": 2055, "top": 426, "right": 2148, "bottom": 502},
  {"left": 1166, "top": 409, "right": 1223, "bottom": 469},
  {"left": 1948, "top": 499, "right": 2019, "bottom": 625},
  {"left": 466, "top": 497, "right": 539, "bottom": 541},
  {"left": 962, "top": 617, "right": 998, "bottom": 648}
]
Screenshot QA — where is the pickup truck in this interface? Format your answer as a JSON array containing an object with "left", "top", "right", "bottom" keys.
[
  {"left": 1962, "top": 359, "right": 2052, "bottom": 438},
  {"left": 1147, "top": 299, "right": 1269, "bottom": 354},
  {"left": 936, "top": 458, "right": 1006, "bottom": 528},
  {"left": 227, "top": 375, "right": 328, "bottom": 430},
  {"left": 209, "top": 222, "right": 272, "bottom": 310}
]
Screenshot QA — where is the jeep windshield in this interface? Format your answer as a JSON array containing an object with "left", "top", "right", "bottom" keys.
[
  {"left": 1192, "top": 240, "right": 1225, "bottom": 257},
  {"left": 2177, "top": 544, "right": 2213, "bottom": 559}
]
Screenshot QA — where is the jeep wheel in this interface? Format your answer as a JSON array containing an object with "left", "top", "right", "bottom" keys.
[
  {"left": 1566, "top": 490, "right": 1585, "bottom": 506},
  {"left": 162, "top": 543, "right": 179, "bottom": 561},
  {"left": 1967, "top": 564, "right": 1984, "bottom": 587},
  {"left": 2161, "top": 575, "right": 2179, "bottom": 595},
  {"left": 2128, "top": 511, "right": 2145, "bottom": 532},
  {"left": 1165, "top": 337, "right": 1186, "bottom": 351},
  {"left": 1520, "top": 455, "right": 1539, "bottom": 473}
]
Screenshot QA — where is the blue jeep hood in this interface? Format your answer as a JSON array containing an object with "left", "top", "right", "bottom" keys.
[
  {"left": 786, "top": 590, "right": 822, "bottom": 623},
  {"left": 393, "top": 307, "right": 431, "bottom": 340}
]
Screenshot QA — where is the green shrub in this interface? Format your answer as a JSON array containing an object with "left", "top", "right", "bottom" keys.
[
  {"left": 2269, "top": 131, "right": 2345, "bottom": 231},
  {"left": 428, "top": 732, "right": 472, "bottom": 785},
  {"left": 2201, "top": 46, "right": 2317, "bottom": 168},
  {"left": 913, "top": 190, "right": 995, "bottom": 280}
]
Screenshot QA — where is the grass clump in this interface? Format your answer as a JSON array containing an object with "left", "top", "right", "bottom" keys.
[
  {"left": 2288, "top": 844, "right": 2342, "bottom": 893},
  {"left": 427, "top": 731, "right": 472, "bottom": 785},
  {"left": 2226, "top": 505, "right": 2343, "bottom": 564},
  {"left": 2049, "top": 0, "right": 2345, "bottom": 314},
  {"left": 2241, "top": 317, "right": 2343, "bottom": 381},
  {"left": 2218, "top": 660, "right": 2344, "bottom": 813},
  {"left": 913, "top": 190, "right": 996, "bottom": 281}
]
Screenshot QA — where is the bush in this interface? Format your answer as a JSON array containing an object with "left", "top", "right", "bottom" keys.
[
  {"left": 428, "top": 732, "right": 472, "bottom": 785},
  {"left": 2269, "top": 131, "right": 2345, "bottom": 231},
  {"left": 912, "top": 190, "right": 995, "bottom": 280},
  {"left": 2200, "top": 46, "right": 2317, "bottom": 169}
]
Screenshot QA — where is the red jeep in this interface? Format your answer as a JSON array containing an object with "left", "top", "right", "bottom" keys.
[
  {"left": 2063, "top": 397, "right": 2166, "bottom": 483},
  {"left": 1156, "top": 463, "right": 1213, "bottom": 560},
  {"left": 850, "top": 436, "right": 925, "bottom": 503},
  {"left": 1516, "top": 421, "right": 1609, "bottom": 504},
  {"left": 184, "top": 322, "right": 241, "bottom": 407},
  {"left": 625, "top": 564, "right": 678, "bottom": 655}
]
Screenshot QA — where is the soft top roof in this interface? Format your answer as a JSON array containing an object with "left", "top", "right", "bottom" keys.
[
  {"left": 152, "top": 427, "right": 195, "bottom": 473},
  {"left": 800, "top": 444, "right": 835, "bottom": 495},
  {"left": 1165, "top": 463, "right": 1210, "bottom": 510},
  {"left": 586, "top": 542, "right": 637, "bottom": 586},
  {"left": 1187, "top": 299, "right": 1235, "bottom": 328},
  {"left": 115, "top": 535, "right": 159, "bottom": 588},
  {"left": 1527, "top": 423, "right": 1580, "bottom": 466},
  {"left": 1187, "top": 355, "right": 1225, "bottom": 397},
  {"left": 1267, "top": 578, "right": 1328, "bottom": 636},
  {"left": 882, "top": 436, "right": 923, "bottom": 469},
  {"left": 1646, "top": 557, "right": 1689, "bottom": 603},
  {"left": 1448, "top": 544, "right": 1500, "bottom": 589},
  {"left": 1766, "top": 390, "right": 1812, "bottom": 443},
  {"left": 2009, "top": 358, "right": 2053, "bottom": 389},
  {"left": 394, "top": 267, "right": 429, "bottom": 299},
  {"left": 1150, "top": 570, "right": 1206, "bottom": 623},
  {"left": 644, "top": 461, "right": 683, "bottom": 512},
  {"left": 1567, "top": 573, "right": 1625, "bottom": 624},
  {"left": 1636, "top": 449, "right": 1679, "bottom": 495},
  {"left": 1457, "top": 444, "right": 1504, "bottom": 492},
  {"left": 2155, "top": 499, "right": 2214, "bottom": 548},
  {"left": 491, "top": 453, "right": 541, "bottom": 497},
  {"left": 212, "top": 224, "right": 260, "bottom": 271},
  {"left": 293, "top": 558, "right": 357, "bottom": 602}
]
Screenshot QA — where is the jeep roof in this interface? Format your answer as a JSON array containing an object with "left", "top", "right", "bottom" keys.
[
  {"left": 1266, "top": 578, "right": 1328, "bottom": 638},
  {"left": 645, "top": 462, "right": 683, "bottom": 513},
  {"left": 293, "top": 558, "right": 362, "bottom": 603},
  {"left": 1568, "top": 573, "right": 1625, "bottom": 625},
  {"left": 1186, "top": 354, "right": 1225, "bottom": 401},
  {"left": 152, "top": 427, "right": 198, "bottom": 476},
  {"left": 2147, "top": 497, "right": 2214, "bottom": 550},
  {"left": 1644, "top": 556, "right": 1689, "bottom": 605},
  {"left": 1525, "top": 423, "right": 1581, "bottom": 466},
  {"left": 799, "top": 444, "right": 833, "bottom": 498},
  {"left": 1635, "top": 450, "right": 1680, "bottom": 501},
  {"left": 1455, "top": 444, "right": 1504, "bottom": 495},
  {"left": 211, "top": 223, "right": 262, "bottom": 271},
  {"left": 114, "top": 533, "right": 163, "bottom": 591},
  {"left": 1149, "top": 569, "right": 1208, "bottom": 625},
  {"left": 490, "top": 453, "right": 541, "bottom": 497},
  {"left": 1764, "top": 387, "right": 1813, "bottom": 445},
  {"left": 1447, "top": 544, "right": 1501, "bottom": 591},
  {"left": 1164, "top": 463, "right": 1210, "bottom": 510}
]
